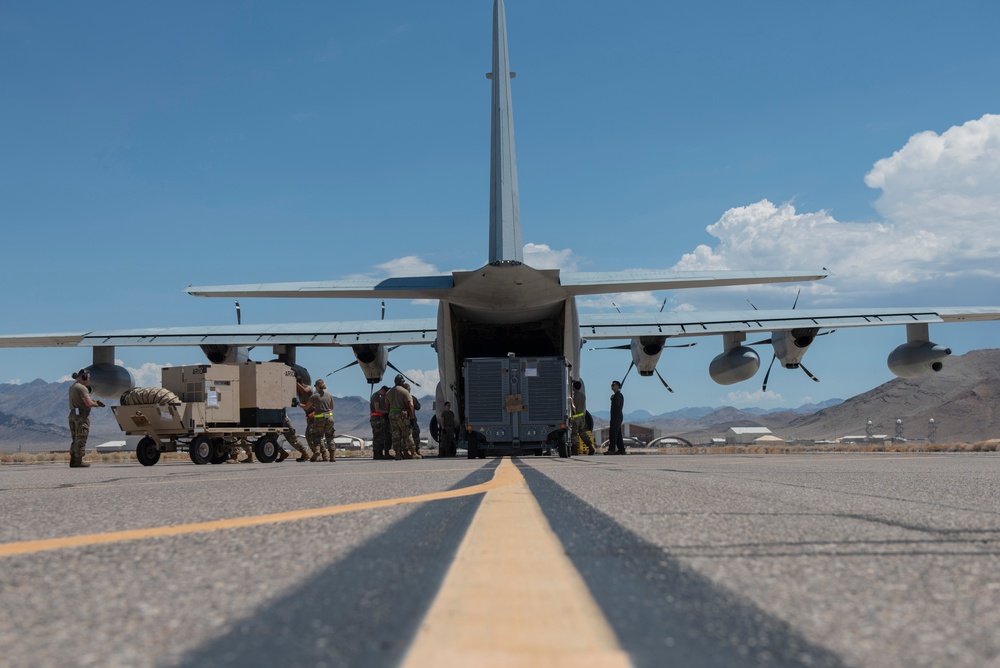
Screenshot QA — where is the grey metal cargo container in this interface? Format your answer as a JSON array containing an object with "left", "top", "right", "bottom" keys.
[{"left": 463, "top": 355, "right": 571, "bottom": 458}]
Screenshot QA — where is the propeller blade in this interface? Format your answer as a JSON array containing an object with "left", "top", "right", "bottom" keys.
[
  {"left": 387, "top": 361, "right": 421, "bottom": 387},
  {"left": 659, "top": 297, "right": 667, "bottom": 313},
  {"left": 326, "top": 360, "right": 359, "bottom": 377},
  {"left": 761, "top": 354, "right": 777, "bottom": 392},
  {"left": 817, "top": 329, "right": 837, "bottom": 337},
  {"left": 620, "top": 361, "right": 635, "bottom": 387},
  {"left": 747, "top": 298, "right": 758, "bottom": 311},
  {"left": 235, "top": 300, "right": 241, "bottom": 326},
  {"left": 664, "top": 342, "right": 698, "bottom": 348},
  {"left": 654, "top": 368, "right": 675, "bottom": 393},
  {"left": 588, "top": 344, "right": 631, "bottom": 351},
  {"left": 800, "top": 363, "right": 820, "bottom": 383},
  {"left": 791, "top": 288, "right": 801, "bottom": 310},
  {"left": 381, "top": 300, "right": 386, "bottom": 321}
]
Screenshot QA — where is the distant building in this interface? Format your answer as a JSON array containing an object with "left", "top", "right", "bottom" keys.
[
  {"left": 726, "top": 427, "right": 773, "bottom": 445},
  {"left": 753, "top": 434, "right": 785, "bottom": 446}
]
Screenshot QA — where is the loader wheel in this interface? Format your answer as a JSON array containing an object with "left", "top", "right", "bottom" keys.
[
  {"left": 558, "top": 439, "right": 569, "bottom": 458},
  {"left": 467, "top": 437, "right": 478, "bottom": 460},
  {"left": 189, "top": 435, "right": 214, "bottom": 465},
  {"left": 210, "top": 444, "right": 229, "bottom": 464},
  {"left": 254, "top": 435, "right": 280, "bottom": 463},
  {"left": 136, "top": 437, "right": 160, "bottom": 466}
]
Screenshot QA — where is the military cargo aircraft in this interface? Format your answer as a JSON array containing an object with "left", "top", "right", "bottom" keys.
[{"left": 2, "top": 0, "right": 999, "bottom": 435}]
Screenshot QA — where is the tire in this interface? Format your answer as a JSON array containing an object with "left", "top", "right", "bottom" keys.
[
  {"left": 189, "top": 435, "right": 214, "bottom": 465},
  {"left": 558, "top": 439, "right": 569, "bottom": 458},
  {"left": 254, "top": 435, "right": 279, "bottom": 463},
  {"left": 210, "top": 444, "right": 229, "bottom": 464},
  {"left": 136, "top": 436, "right": 160, "bottom": 466},
  {"left": 429, "top": 414, "right": 440, "bottom": 443},
  {"left": 467, "top": 438, "right": 478, "bottom": 459}
]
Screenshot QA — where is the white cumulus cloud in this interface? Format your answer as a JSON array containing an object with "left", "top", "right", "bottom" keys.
[
  {"left": 403, "top": 368, "right": 439, "bottom": 392},
  {"left": 376, "top": 255, "right": 441, "bottom": 277},
  {"left": 523, "top": 242, "right": 578, "bottom": 271},
  {"left": 671, "top": 114, "right": 1000, "bottom": 303},
  {"left": 724, "top": 389, "right": 783, "bottom": 405}
]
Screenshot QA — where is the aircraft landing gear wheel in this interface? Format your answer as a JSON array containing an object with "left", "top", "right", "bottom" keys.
[
  {"left": 136, "top": 436, "right": 160, "bottom": 466},
  {"left": 467, "top": 439, "right": 478, "bottom": 459},
  {"left": 254, "top": 435, "right": 280, "bottom": 463},
  {"left": 189, "top": 435, "right": 215, "bottom": 465}
]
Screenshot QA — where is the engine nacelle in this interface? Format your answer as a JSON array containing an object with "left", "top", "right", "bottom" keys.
[
  {"left": 632, "top": 337, "right": 666, "bottom": 376},
  {"left": 772, "top": 327, "right": 818, "bottom": 369},
  {"left": 84, "top": 363, "right": 134, "bottom": 398},
  {"left": 200, "top": 345, "right": 250, "bottom": 365},
  {"left": 887, "top": 341, "right": 951, "bottom": 378},
  {"left": 352, "top": 344, "right": 388, "bottom": 384},
  {"left": 709, "top": 346, "right": 760, "bottom": 385}
]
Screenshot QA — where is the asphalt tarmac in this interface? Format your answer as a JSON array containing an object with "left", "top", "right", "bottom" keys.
[{"left": 1, "top": 453, "right": 998, "bottom": 667}]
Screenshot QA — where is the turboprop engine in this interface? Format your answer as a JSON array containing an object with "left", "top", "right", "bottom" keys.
[
  {"left": 887, "top": 323, "right": 951, "bottom": 378},
  {"left": 709, "top": 332, "right": 760, "bottom": 385},
  {"left": 770, "top": 328, "right": 819, "bottom": 369},
  {"left": 633, "top": 336, "right": 666, "bottom": 376},
  {"left": 352, "top": 344, "right": 389, "bottom": 384},
  {"left": 200, "top": 345, "right": 251, "bottom": 365}
]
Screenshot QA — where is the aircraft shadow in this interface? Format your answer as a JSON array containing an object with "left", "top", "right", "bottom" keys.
[
  {"left": 518, "top": 463, "right": 848, "bottom": 668},
  {"left": 176, "top": 461, "right": 499, "bottom": 668}
]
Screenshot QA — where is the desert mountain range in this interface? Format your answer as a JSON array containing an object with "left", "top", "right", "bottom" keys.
[{"left": 1, "top": 349, "right": 997, "bottom": 452}]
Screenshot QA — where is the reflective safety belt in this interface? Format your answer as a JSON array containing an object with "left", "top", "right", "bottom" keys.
[
  {"left": 572, "top": 412, "right": 585, "bottom": 419},
  {"left": 314, "top": 412, "right": 333, "bottom": 419}
]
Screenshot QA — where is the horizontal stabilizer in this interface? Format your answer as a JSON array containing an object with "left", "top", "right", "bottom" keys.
[
  {"left": 561, "top": 269, "right": 829, "bottom": 296},
  {"left": 186, "top": 276, "right": 454, "bottom": 300}
]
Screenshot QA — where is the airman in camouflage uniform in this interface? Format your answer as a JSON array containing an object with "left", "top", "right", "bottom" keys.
[
  {"left": 67, "top": 369, "right": 104, "bottom": 468},
  {"left": 387, "top": 374, "right": 419, "bottom": 459},
  {"left": 570, "top": 380, "right": 594, "bottom": 456},
  {"left": 370, "top": 385, "right": 390, "bottom": 459},
  {"left": 302, "top": 379, "right": 336, "bottom": 462},
  {"left": 284, "top": 379, "right": 314, "bottom": 462},
  {"left": 405, "top": 383, "right": 422, "bottom": 455},
  {"left": 438, "top": 401, "right": 456, "bottom": 457}
]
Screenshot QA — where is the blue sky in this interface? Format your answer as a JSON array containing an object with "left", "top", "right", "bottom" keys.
[{"left": 2, "top": 1, "right": 998, "bottom": 414}]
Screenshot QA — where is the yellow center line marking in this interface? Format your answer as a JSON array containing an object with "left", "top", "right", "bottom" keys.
[
  {"left": 0, "top": 465, "right": 506, "bottom": 558},
  {"left": 403, "top": 458, "right": 632, "bottom": 668}
]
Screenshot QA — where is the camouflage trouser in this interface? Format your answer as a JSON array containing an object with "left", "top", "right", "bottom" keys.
[
  {"left": 371, "top": 415, "right": 390, "bottom": 459},
  {"left": 68, "top": 412, "right": 90, "bottom": 458},
  {"left": 307, "top": 416, "right": 336, "bottom": 459},
  {"left": 389, "top": 411, "right": 416, "bottom": 459},
  {"left": 570, "top": 414, "right": 593, "bottom": 455},
  {"left": 283, "top": 415, "right": 308, "bottom": 455}
]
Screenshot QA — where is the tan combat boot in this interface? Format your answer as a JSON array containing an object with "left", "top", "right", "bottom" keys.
[
  {"left": 69, "top": 454, "right": 90, "bottom": 468},
  {"left": 276, "top": 448, "right": 289, "bottom": 462},
  {"left": 310, "top": 452, "right": 320, "bottom": 462}
]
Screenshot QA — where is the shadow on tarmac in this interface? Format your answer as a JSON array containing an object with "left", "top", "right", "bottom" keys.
[{"left": 518, "top": 463, "right": 847, "bottom": 668}]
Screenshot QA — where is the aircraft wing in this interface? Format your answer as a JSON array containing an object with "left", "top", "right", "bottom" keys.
[
  {"left": 0, "top": 318, "right": 439, "bottom": 349},
  {"left": 579, "top": 306, "right": 1000, "bottom": 339},
  {"left": 560, "top": 269, "right": 829, "bottom": 296}
]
